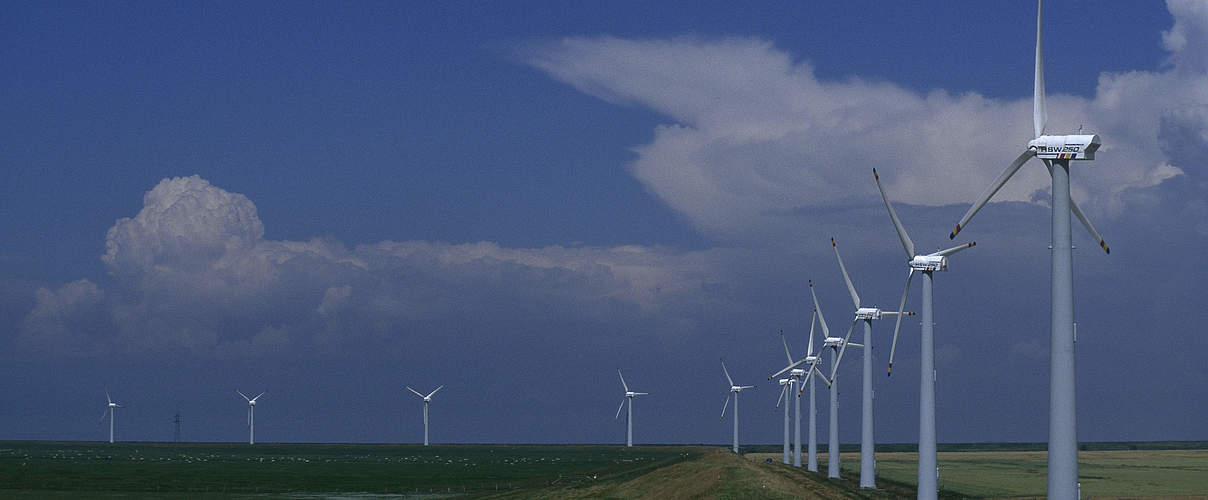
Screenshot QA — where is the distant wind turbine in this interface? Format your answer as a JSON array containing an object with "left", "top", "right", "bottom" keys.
[
  {"left": 236, "top": 390, "right": 265, "bottom": 445},
  {"left": 810, "top": 281, "right": 849, "bottom": 479},
  {"left": 406, "top": 385, "right": 444, "bottom": 446},
  {"left": 768, "top": 322, "right": 826, "bottom": 470},
  {"left": 615, "top": 369, "right": 648, "bottom": 447},
  {"left": 828, "top": 237, "right": 913, "bottom": 489},
  {"left": 719, "top": 359, "right": 755, "bottom": 454},
  {"left": 100, "top": 389, "right": 122, "bottom": 444}
]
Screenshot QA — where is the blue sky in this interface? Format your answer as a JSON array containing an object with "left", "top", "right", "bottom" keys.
[{"left": 2, "top": 1, "right": 1205, "bottom": 446}]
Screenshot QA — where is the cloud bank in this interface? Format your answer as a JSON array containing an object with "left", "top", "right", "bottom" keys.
[
  {"left": 519, "top": 1, "right": 1207, "bottom": 242},
  {"left": 20, "top": 176, "right": 739, "bottom": 358}
]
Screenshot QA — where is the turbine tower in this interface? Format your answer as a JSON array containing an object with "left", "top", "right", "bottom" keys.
[
  {"left": 809, "top": 281, "right": 852, "bottom": 479},
  {"left": 406, "top": 385, "right": 444, "bottom": 446},
  {"left": 236, "top": 390, "right": 265, "bottom": 445},
  {"left": 947, "top": 2, "right": 1109, "bottom": 497},
  {"left": 874, "top": 167, "right": 976, "bottom": 500},
  {"left": 615, "top": 369, "right": 648, "bottom": 447},
  {"left": 828, "top": 238, "right": 913, "bottom": 489},
  {"left": 100, "top": 389, "right": 122, "bottom": 444},
  {"left": 719, "top": 359, "right": 755, "bottom": 454}
]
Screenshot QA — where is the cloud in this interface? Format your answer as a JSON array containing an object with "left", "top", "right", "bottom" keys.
[
  {"left": 519, "top": 5, "right": 1208, "bottom": 243},
  {"left": 18, "top": 176, "right": 737, "bottom": 357}
]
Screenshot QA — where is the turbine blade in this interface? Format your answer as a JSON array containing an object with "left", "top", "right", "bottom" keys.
[
  {"left": 618, "top": 369, "right": 629, "bottom": 392},
  {"left": 106, "top": 388, "right": 112, "bottom": 404},
  {"left": 932, "top": 241, "right": 977, "bottom": 258},
  {"left": 775, "top": 383, "right": 787, "bottom": 410},
  {"left": 427, "top": 385, "right": 444, "bottom": 398},
  {"left": 615, "top": 398, "right": 626, "bottom": 420},
  {"left": 252, "top": 392, "right": 265, "bottom": 402},
  {"left": 808, "top": 281, "right": 831, "bottom": 337},
  {"left": 831, "top": 238, "right": 860, "bottom": 307},
  {"left": 634, "top": 392, "right": 649, "bottom": 396},
  {"left": 1034, "top": 0, "right": 1047, "bottom": 138},
  {"left": 873, "top": 168, "right": 916, "bottom": 259},
  {"left": 829, "top": 319, "right": 860, "bottom": 382},
  {"left": 721, "top": 359, "right": 735, "bottom": 387},
  {"left": 406, "top": 386, "right": 425, "bottom": 398},
  {"left": 100, "top": 408, "right": 109, "bottom": 422},
  {"left": 236, "top": 390, "right": 250, "bottom": 401},
  {"left": 950, "top": 149, "right": 1036, "bottom": 239},
  {"left": 806, "top": 309, "right": 817, "bottom": 357},
  {"left": 780, "top": 330, "right": 794, "bottom": 364},
  {"left": 720, "top": 394, "right": 730, "bottom": 420},
  {"left": 1044, "top": 160, "right": 1110, "bottom": 254},
  {"left": 888, "top": 269, "right": 915, "bottom": 377},
  {"left": 769, "top": 359, "right": 807, "bottom": 380},
  {"left": 797, "top": 368, "right": 815, "bottom": 397}
]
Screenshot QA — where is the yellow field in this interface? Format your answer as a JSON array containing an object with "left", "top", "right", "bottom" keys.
[{"left": 748, "top": 449, "right": 1208, "bottom": 498}]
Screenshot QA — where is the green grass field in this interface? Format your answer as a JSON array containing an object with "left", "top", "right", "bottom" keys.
[{"left": 2, "top": 441, "right": 1206, "bottom": 498}]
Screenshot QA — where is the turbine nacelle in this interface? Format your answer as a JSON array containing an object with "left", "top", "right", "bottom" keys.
[
  {"left": 854, "top": 307, "right": 881, "bottom": 320},
  {"left": 805, "top": 355, "right": 823, "bottom": 367},
  {"left": 909, "top": 254, "right": 948, "bottom": 272},
  {"left": 1028, "top": 134, "right": 1100, "bottom": 161},
  {"left": 778, "top": 378, "right": 790, "bottom": 386},
  {"left": 790, "top": 368, "right": 806, "bottom": 377},
  {"left": 823, "top": 337, "right": 844, "bottom": 348}
]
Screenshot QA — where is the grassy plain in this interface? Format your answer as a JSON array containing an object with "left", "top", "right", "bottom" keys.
[{"left": 2, "top": 441, "right": 1207, "bottom": 498}]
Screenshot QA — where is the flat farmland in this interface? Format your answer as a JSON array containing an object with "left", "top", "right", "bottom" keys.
[{"left": 3, "top": 441, "right": 1207, "bottom": 498}]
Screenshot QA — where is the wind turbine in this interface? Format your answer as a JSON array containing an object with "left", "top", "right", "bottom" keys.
[
  {"left": 810, "top": 281, "right": 851, "bottom": 479},
  {"left": 236, "top": 390, "right": 265, "bottom": 445},
  {"left": 773, "top": 376, "right": 793, "bottom": 465},
  {"left": 768, "top": 320, "right": 826, "bottom": 470},
  {"left": 874, "top": 167, "right": 976, "bottom": 500},
  {"left": 946, "top": 2, "right": 1109, "bottom": 497},
  {"left": 828, "top": 237, "right": 913, "bottom": 489},
  {"left": 719, "top": 359, "right": 755, "bottom": 454},
  {"left": 405, "top": 385, "right": 444, "bottom": 446},
  {"left": 100, "top": 389, "right": 122, "bottom": 444},
  {"left": 615, "top": 369, "right": 648, "bottom": 447}
]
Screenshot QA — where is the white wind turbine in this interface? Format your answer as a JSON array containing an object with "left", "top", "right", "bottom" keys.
[
  {"left": 719, "top": 359, "right": 755, "bottom": 454},
  {"left": 773, "top": 376, "right": 793, "bottom": 464},
  {"left": 406, "top": 385, "right": 444, "bottom": 446},
  {"left": 811, "top": 281, "right": 850, "bottom": 479},
  {"left": 874, "top": 167, "right": 976, "bottom": 500},
  {"left": 946, "top": 2, "right": 1110, "bottom": 497},
  {"left": 100, "top": 389, "right": 122, "bottom": 444},
  {"left": 236, "top": 390, "right": 265, "bottom": 445},
  {"left": 828, "top": 237, "right": 913, "bottom": 489},
  {"left": 768, "top": 320, "right": 827, "bottom": 470},
  {"left": 615, "top": 368, "right": 649, "bottom": 447}
]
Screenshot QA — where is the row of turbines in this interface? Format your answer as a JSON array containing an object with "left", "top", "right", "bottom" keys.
[
  {"left": 100, "top": 385, "right": 445, "bottom": 446},
  {"left": 705, "top": 2, "right": 1109, "bottom": 498},
  {"left": 95, "top": 3, "right": 1102, "bottom": 499}
]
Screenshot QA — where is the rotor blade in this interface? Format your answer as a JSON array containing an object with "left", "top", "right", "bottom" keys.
[
  {"left": 950, "top": 149, "right": 1037, "bottom": 239},
  {"left": 405, "top": 386, "right": 425, "bottom": 398},
  {"left": 775, "top": 383, "right": 787, "bottom": 410},
  {"left": 1034, "top": 0, "right": 1047, "bottom": 138},
  {"left": 829, "top": 319, "right": 860, "bottom": 382},
  {"left": 721, "top": 359, "right": 734, "bottom": 387},
  {"left": 615, "top": 398, "right": 626, "bottom": 420},
  {"left": 769, "top": 359, "right": 807, "bottom": 380},
  {"left": 427, "top": 385, "right": 444, "bottom": 398},
  {"left": 236, "top": 390, "right": 250, "bottom": 401},
  {"left": 873, "top": 168, "right": 916, "bottom": 259},
  {"left": 1043, "top": 160, "right": 1110, "bottom": 254},
  {"left": 252, "top": 392, "right": 265, "bottom": 402},
  {"left": 932, "top": 241, "right": 977, "bottom": 258},
  {"left": 831, "top": 238, "right": 860, "bottom": 307},
  {"left": 720, "top": 394, "right": 730, "bottom": 420},
  {"left": 797, "top": 368, "right": 816, "bottom": 397},
  {"left": 100, "top": 408, "right": 110, "bottom": 422},
  {"left": 812, "top": 365, "right": 828, "bottom": 385},
  {"left": 634, "top": 392, "right": 649, "bottom": 396},
  {"left": 617, "top": 369, "right": 628, "bottom": 392},
  {"left": 888, "top": 269, "right": 916, "bottom": 377},
  {"left": 106, "top": 388, "right": 112, "bottom": 405},
  {"left": 806, "top": 309, "right": 817, "bottom": 357},
  {"left": 780, "top": 330, "right": 794, "bottom": 364},
  {"left": 808, "top": 281, "right": 831, "bottom": 337}
]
